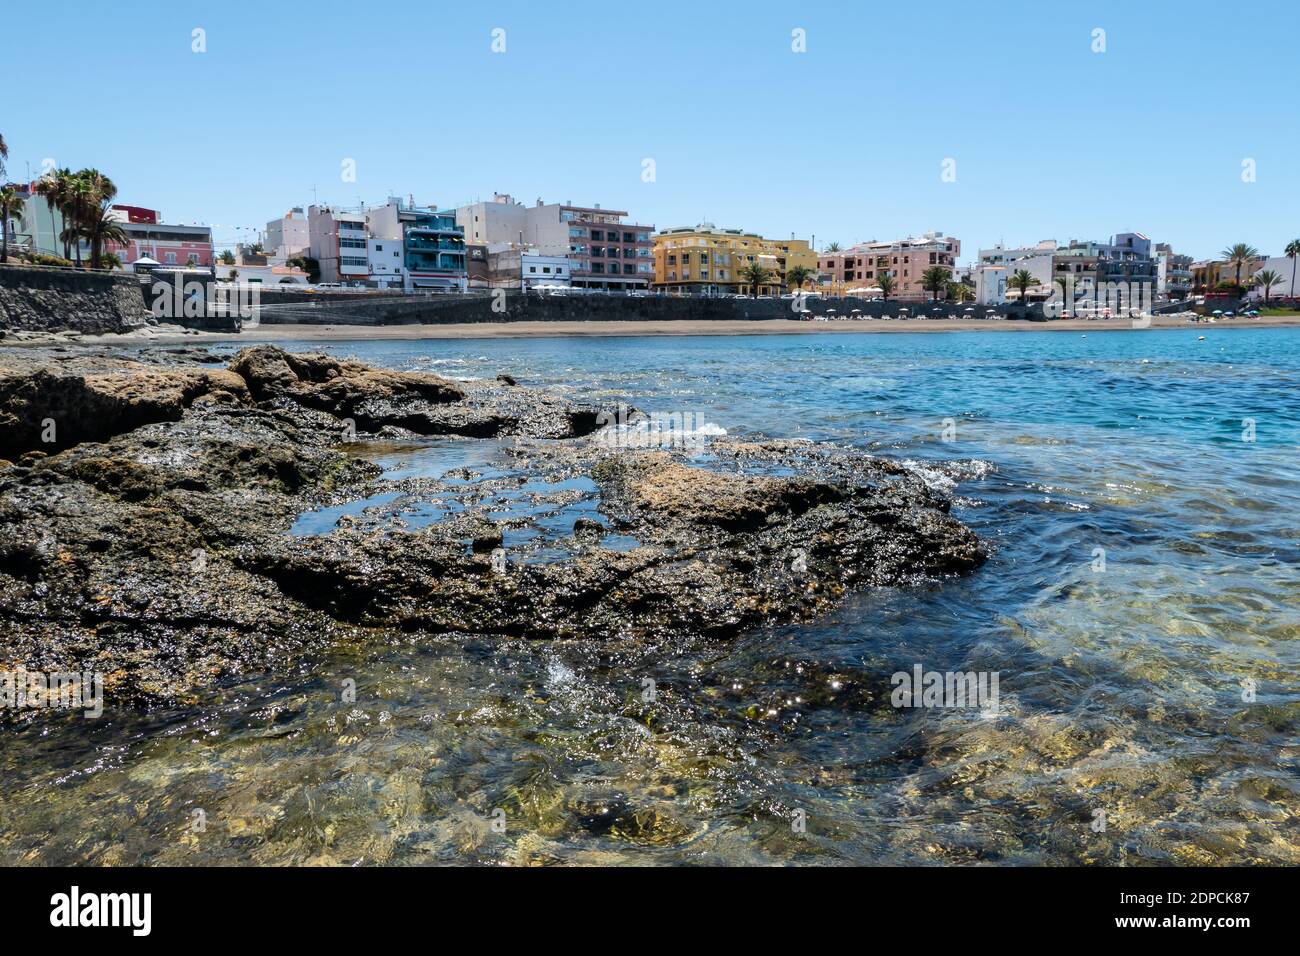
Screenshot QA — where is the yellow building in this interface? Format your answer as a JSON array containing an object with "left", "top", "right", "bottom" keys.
[{"left": 652, "top": 223, "right": 817, "bottom": 296}]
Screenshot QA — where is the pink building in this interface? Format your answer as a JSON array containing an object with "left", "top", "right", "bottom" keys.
[
  {"left": 819, "top": 232, "right": 960, "bottom": 300},
  {"left": 106, "top": 206, "right": 215, "bottom": 269}
]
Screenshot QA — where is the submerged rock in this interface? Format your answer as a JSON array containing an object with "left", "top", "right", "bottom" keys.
[{"left": 0, "top": 346, "right": 986, "bottom": 714}]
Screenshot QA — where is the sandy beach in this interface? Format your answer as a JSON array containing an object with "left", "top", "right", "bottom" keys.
[{"left": 12, "top": 311, "right": 1299, "bottom": 348}]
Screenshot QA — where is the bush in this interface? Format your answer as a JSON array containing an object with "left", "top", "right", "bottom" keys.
[{"left": 16, "top": 252, "right": 74, "bottom": 267}]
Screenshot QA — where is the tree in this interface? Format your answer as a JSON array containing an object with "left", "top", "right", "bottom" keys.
[
  {"left": 33, "top": 173, "right": 63, "bottom": 258},
  {"left": 921, "top": 266, "right": 950, "bottom": 302},
  {"left": 60, "top": 173, "right": 95, "bottom": 267},
  {"left": 1253, "top": 269, "right": 1283, "bottom": 303},
  {"left": 0, "top": 132, "right": 8, "bottom": 180},
  {"left": 824, "top": 241, "right": 841, "bottom": 253},
  {"left": 80, "top": 202, "right": 128, "bottom": 271},
  {"left": 0, "top": 185, "right": 24, "bottom": 264},
  {"left": 785, "top": 264, "right": 815, "bottom": 291},
  {"left": 219, "top": 249, "right": 236, "bottom": 265},
  {"left": 740, "top": 262, "right": 772, "bottom": 298},
  {"left": 288, "top": 255, "right": 320, "bottom": 283},
  {"left": 947, "top": 281, "right": 972, "bottom": 303},
  {"left": 1285, "top": 238, "right": 1300, "bottom": 300},
  {"left": 1008, "top": 269, "right": 1040, "bottom": 306},
  {"left": 76, "top": 169, "right": 118, "bottom": 269},
  {"left": 1220, "top": 243, "right": 1260, "bottom": 286},
  {"left": 876, "top": 272, "right": 896, "bottom": 300}
]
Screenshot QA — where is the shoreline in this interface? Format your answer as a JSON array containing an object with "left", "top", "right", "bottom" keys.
[{"left": 4, "top": 313, "right": 1299, "bottom": 348}]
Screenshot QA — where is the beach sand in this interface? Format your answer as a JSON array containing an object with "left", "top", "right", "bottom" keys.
[{"left": 9, "top": 312, "right": 1300, "bottom": 348}]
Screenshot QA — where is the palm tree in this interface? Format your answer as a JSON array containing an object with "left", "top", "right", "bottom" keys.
[
  {"left": 81, "top": 202, "right": 128, "bottom": 271},
  {"left": 1253, "top": 269, "right": 1283, "bottom": 304},
  {"left": 947, "top": 281, "right": 972, "bottom": 303},
  {"left": 876, "top": 272, "right": 896, "bottom": 300},
  {"left": 0, "top": 132, "right": 8, "bottom": 180},
  {"left": 740, "top": 262, "right": 772, "bottom": 298},
  {"left": 785, "top": 264, "right": 815, "bottom": 292},
  {"left": 1008, "top": 269, "right": 1040, "bottom": 306},
  {"left": 60, "top": 173, "right": 97, "bottom": 267},
  {"left": 0, "top": 185, "right": 24, "bottom": 264},
  {"left": 74, "top": 170, "right": 119, "bottom": 270},
  {"left": 1220, "top": 243, "right": 1260, "bottom": 287},
  {"left": 921, "top": 266, "right": 950, "bottom": 302},
  {"left": 1285, "top": 239, "right": 1300, "bottom": 300},
  {"left": 824, "top": 241, "right": 841, "bottom": 253},
  {"left": 41, "top": 168, "right": 77, "bottom": 260}
]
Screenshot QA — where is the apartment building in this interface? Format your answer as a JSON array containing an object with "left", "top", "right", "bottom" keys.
[
  {"left": 652, "top": 223, "right": 816, "bottom": 296},
  {"left": 265, "top": 207, "right": 310, "bottom": 260},
  {"left": 368, "top": 198, "right": 466, "bottom": 291},
  {"left": 818, "top": 232, "right": 960, "bottom": 300},
  {"left": 308, "top": 204, "right": 368, "bottom": 284},
  {"left": 1154, "top": 242, "right": 1194, "bottom": 300},
  {"left": 455, "top": 194, "right": 653, "bottom": 291}
]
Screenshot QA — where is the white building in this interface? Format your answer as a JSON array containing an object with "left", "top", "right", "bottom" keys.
[
  {"left": 1247, "top": 256, "right": 1300, "bottom": 299},
  {"left": 367, "top": 236, "right": 405, "bottom": 288},
  {"left": 974, "top": 264, "right": 1007, "bottom": 305},
  {"left": 521, "top": 254, "right": 571, "bottom": 289},
  {"left": 266, "top": 207, "right": 310, "bottom": 260}
]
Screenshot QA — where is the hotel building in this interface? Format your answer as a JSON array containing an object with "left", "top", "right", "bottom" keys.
[{"left": 652, "top": 223, "right": 816, "bottom": 296}]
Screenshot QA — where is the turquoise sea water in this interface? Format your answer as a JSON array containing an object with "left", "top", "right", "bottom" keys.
[{"left": 3, "top": 327, "right": 1297, "bottom": 865}]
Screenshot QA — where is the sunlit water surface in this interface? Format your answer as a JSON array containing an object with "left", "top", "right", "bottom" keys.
[{"left": 3, "top": 328, "right": 1297, "bottom": 865}]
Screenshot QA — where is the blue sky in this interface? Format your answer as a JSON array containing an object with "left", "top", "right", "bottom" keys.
[{"left": 7, "top": 0, "right": 1298, "bottom": 261}]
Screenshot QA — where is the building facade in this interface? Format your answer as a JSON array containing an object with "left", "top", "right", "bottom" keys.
[
  {"left": 817, "top": 232, "right": 960, "bottom": 300},
  {"left": 265, "top": 207, "right": 310, "bottom": 260},
  {"left": 455, "top": 194, "right": 653, "bottom": 291},
  {"left": 105, "top": 206, "right": 214, "bottom": 269},
  {"left": 1154, "top": 242, "right": 1194, "bottom": 300},
  {"left": 653, "top": 223, "right": 816, "bottom": 296},
  {"left": 308, "top": 205, "right": 368, "bottom": 284},
  {"left": 369, "top": 198, "right": 466, "bottom": 291}
]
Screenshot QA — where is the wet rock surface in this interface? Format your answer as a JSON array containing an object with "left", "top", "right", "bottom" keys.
[{"left": 0, "top": 345, "right": 985, "bottom": 713}]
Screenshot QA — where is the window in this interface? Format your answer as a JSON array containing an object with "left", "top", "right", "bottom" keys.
[
  {"left": 529, "top": 266, "right": 536, "bottom": 273},
  {"left": 590, "top": 230, "right": 603, "bottom": 241},
  {"left": 376, "top": 244, "right": 383, "bottom": 252}
]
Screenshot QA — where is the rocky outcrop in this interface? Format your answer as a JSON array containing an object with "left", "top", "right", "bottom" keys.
[{"left": 0, "top": 346, "right": 987, "bottom": 714}]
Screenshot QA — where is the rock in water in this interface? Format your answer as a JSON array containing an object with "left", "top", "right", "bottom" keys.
[{"left": 0, "top": 346, "right": 986, "bottom": 714}]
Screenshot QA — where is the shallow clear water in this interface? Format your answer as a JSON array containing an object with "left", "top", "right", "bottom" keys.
[{"left": 3, "top": 328, "right": 1297, "bottom": 865}]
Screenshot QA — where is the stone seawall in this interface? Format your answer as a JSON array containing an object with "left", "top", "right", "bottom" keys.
[
  {"left": 254, "top": 293, "right": 1011, "bottom": 326},
  {"left": 0, "top": 264, "right": 148, "bottom": 335}
]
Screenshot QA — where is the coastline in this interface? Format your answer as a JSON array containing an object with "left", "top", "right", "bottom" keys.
[{"left": 7, "top": 312, "right": 1296, "bottom": 348}]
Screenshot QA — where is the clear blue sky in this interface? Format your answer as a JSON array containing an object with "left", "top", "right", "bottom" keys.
[{"left": 7, "top": 0, "right": 1298, "bottom": 261}]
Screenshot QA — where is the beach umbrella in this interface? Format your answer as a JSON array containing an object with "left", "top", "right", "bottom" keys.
[{"left": 1212, "top": 309, "right": 1223, "bottom": 315}]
